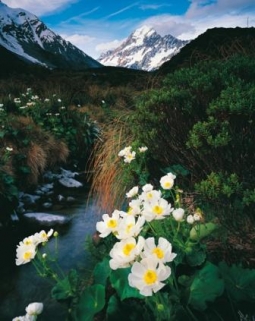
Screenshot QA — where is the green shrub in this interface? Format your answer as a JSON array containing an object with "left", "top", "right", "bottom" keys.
[{"left": 130, "top": 55, "right": 255, "bottom": 230}]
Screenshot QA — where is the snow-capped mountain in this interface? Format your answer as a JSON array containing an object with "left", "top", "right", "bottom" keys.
[
  {"left": 0, "top": 1, "right": 101, "bottom": 70},
  {"left": 98, "top": 26, "right": 189, "bottom": 71}
]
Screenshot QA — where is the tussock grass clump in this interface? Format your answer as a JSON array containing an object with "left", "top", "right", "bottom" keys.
[
  {"left": 88, "top": 113, "right": 134, "bottom": 213},
  {"left": 0, "top": 115, "right": 69, "bottom": 190}
]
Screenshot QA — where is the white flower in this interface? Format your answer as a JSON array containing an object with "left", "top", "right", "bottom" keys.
[
  {"left": 142, "top": 184, "right": 153, "bottom": 192},
  {"left": 160, "top": 173, "right": 176, "bottom": 190},
  {"left": 21, "top": 235, "right": 36, "bottom": 246},
  {"left": 138, "top": 146, "right": 148, "bottom": 152},
  {"left": 96, "top": 211, "right": 121, "bottom": 238},
  {"left": 123, "top": 151, "right": 136, "bottom": 163},
  {"left": 139, "top": 189, "right": 161, "bottom": 204},
  {"left": 12, "top": 316, "right": 26, "bottom": 321},
  {"left": 127, "top": 199, "right": 142, "bottom": 216},
  {"left": 109, "top": 236, "right": 145, "bottom": 270},
  {"left": 172, "top": 208, "right": 185, "bottom": 222},
  {"left": 141, "top": 237, "right": 177, "bottom": 263},
  {"left": 126, "top": 186, "right": 139, "bottom": 198},
  {"left": 6, "top": 147, "right": 13, "bottom": 151},
  {"left": 142, "top": 198, "right": 172, "bottom": 222},
  {"left": 16, "top": 244, "right": 36, "bottom": 266},
  {"left": 128, "top": 257, "right": 171, "bottom": 296},
  {"left": 33, "top": 229, "right": 54, "bottom": 245},
  {"left": 116, "top": 215, "right": 145, "bottom": 240},
  {"left": 118, "top": 146, "right": 132, "bottom": 157},
  {"left": 187, "top": 215, "right": 195, "bottom": 224},
  {"left": 25, "top": 302, "right": 44, "bottom": 316}
]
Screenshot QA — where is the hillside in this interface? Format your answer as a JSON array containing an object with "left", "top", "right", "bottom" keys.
[{"left": 157, "top": 27, "right": 255, "bottom": 75}]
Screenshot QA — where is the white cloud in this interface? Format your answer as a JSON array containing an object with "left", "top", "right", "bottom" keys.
[
  {"left": 139, "top": 0, "right": 255, "bottom": 41},
  {"left": 95, "top": 39, "right": 125, "bottom": 54},
  {"left": 3, "top": 0, "right": 78, "bottom": 16},
  {"left": 63, "top": 34, "right": 95, "bottom": 47}
]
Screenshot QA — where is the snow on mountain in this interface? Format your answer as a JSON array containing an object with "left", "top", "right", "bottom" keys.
[
  {"left": 98, "top": 26, "right": 189, "bottom": 71},
  {"left": 0, "top": 1, "right": 102, "bottom": 70}
]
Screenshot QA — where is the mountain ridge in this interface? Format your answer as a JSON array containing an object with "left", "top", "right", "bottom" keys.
[
  {"left": 0, "top": 1, "right": 102, "bottom": 71},
  {"left": 98, "top": 25, "right": 189, "bottom": 71}
]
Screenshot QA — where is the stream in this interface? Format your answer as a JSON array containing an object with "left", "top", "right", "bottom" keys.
[{"left": 0, "top": 188, "right": 102, "bottom": 320}]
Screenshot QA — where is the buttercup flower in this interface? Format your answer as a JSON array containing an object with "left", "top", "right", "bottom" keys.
[
  {"left": 116, "top": 215, "right": 145, "bottom": 240},
  {"left": 127, "top": 199, "right": 142, "bottom": 216},
  {"left": 109, "top": 236, "right": 145, "bottom": 270},
  {"left": 126, "top": 186, "right": 139, "bottom": 198},
  {"left": 33, "top": 229, "right": 54, "bottom": 245},
  {"left": 12, "top": 316, "right": 26, "bottom": 321},
  {"left": 25, "top": 302, "right": 44, "bottom": 316},
  {"left": 139, "top": 189, "right": 161, "bottom": 204},
  {"left": 172, "top": 208, "right": 185, "bottom": 222},
  {"left": 138, "top": 146, "right": 148, "bottom": 152},
  {"left": 16, "top": 244, "right": 36, "bottom": 266},
  {"left": 96, "top": 211, "right": 121, "bottom": 238},
  {"left": 160, "top": 173, "right": 176, "bottom": 190},
  {"left": 142, "top": 184, "right": 153, "bottom": 192},
  {"left": 141, "top": 237, "right": 177, "bottom": 263},
  {"left": 142, "top": 198, "right": 172, "bottom": 222},
  {"left": 128, "top": 257, "right": 171, "bottom": 296},
  {"left": 187, "top": 215, "right": 195, "bottom": 224},
  {"left": 123, "top": 151, "right": 136, "bottom": 163},
  {"left": 118, "top": 146, "right": 132, "bottom": 157}
]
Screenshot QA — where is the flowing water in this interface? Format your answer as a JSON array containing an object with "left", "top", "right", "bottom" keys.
[{"left": 0, "top": 188, "right": 102, "bottom": 320}]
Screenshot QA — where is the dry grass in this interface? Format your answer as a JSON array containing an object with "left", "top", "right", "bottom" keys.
[
  {"left": 0, "top": 115, "right": 69, "bottom": 190},
  {"left": 88, "top": 112, "right": 134, "bottom": 213},
  {"left": 26, "top": 143, "right": 47, "bottom": 185}
]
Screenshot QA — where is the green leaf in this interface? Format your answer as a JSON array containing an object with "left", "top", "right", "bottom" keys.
[
  {"left": 188, "top": 262, "right": 224, "bottom": 310},
  {"left": 186, "top": 246, "right": 206, "bottom": 267},
  {"left": 219, "top": 262, "right": 255, "bottom": 302},
  {"left": 76, "top": 284, "right": 105, "bottom": 321},
  {"left": 107, "top": 294, "right": 148, "bottom": 321},
  {"left": 51, "top": 277, "right": 73, "bottom": 300},
  {"left": 110, "top": 268, "right": 143, "bottom": 301},
  {"left": 93, "top": 257, "right": 111, "bottom": 286}
]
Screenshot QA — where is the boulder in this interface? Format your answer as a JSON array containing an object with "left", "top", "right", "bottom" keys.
[{"left": 23, "top": 212, "right": 72, "bottom": 226}]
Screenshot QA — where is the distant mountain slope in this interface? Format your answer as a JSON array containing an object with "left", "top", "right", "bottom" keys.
[
  {"left": 0, "top": 1, "right": 102, "bottom": 71},
  {"left": 157, "top": 27, "right": 255, "bottom": 75},
  {"left": 98, "top": 26, "right": 189, "bottom": 71}
]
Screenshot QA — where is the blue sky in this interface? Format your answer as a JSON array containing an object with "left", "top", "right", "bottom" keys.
[{"left": 3, "top": 0, "right": 255, "bottom": 59}]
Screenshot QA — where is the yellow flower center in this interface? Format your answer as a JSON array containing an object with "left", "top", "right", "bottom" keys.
[
  {"left": 153, "top": 205, "right": 163, "bottom": 215},
  {"left": 144, "top": 269, "right": 157, "bottom": 285},
  {"left": 23, "top": 251, "right": 32, "bottom": 260},
  {"left": 107, "top": 219, "right": 117, "bottom": 228},
  {"left": 153, "top": 247, "right": 164, "bottom": 259},
  {"left": 123, "top": 243, "right": 135, "bottom": 256},
  {"left": 24, "top": 240, "right": 32, "bottom": 245},
  {"left": 164, "top": 181, "right": 172, "bottom": 188}
]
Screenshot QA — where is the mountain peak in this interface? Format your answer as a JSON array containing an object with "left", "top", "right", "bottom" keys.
[
  {"left": 98, "top": 25, "right": 189, "bottom": 71},
  {"left": 131, "top": 25, "right": 156, "bottom": 38},
  {"left": 0, "top": 1, "right": 102, "bottom": 70}
]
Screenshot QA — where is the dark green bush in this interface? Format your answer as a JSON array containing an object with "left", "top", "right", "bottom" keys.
[{"left": 131, "top": 55, "right": 255, "bottom": 226}]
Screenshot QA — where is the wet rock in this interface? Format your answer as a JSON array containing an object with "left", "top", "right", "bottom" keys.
[
  {"left": 42, "top": 202, "right": 53, "bottom": 209},
  {"left": 23, "top": 212, "right": 72, "bottom": 226},
  {"left": 58, "top": 177, "right": 83, "bottom": 188}
]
